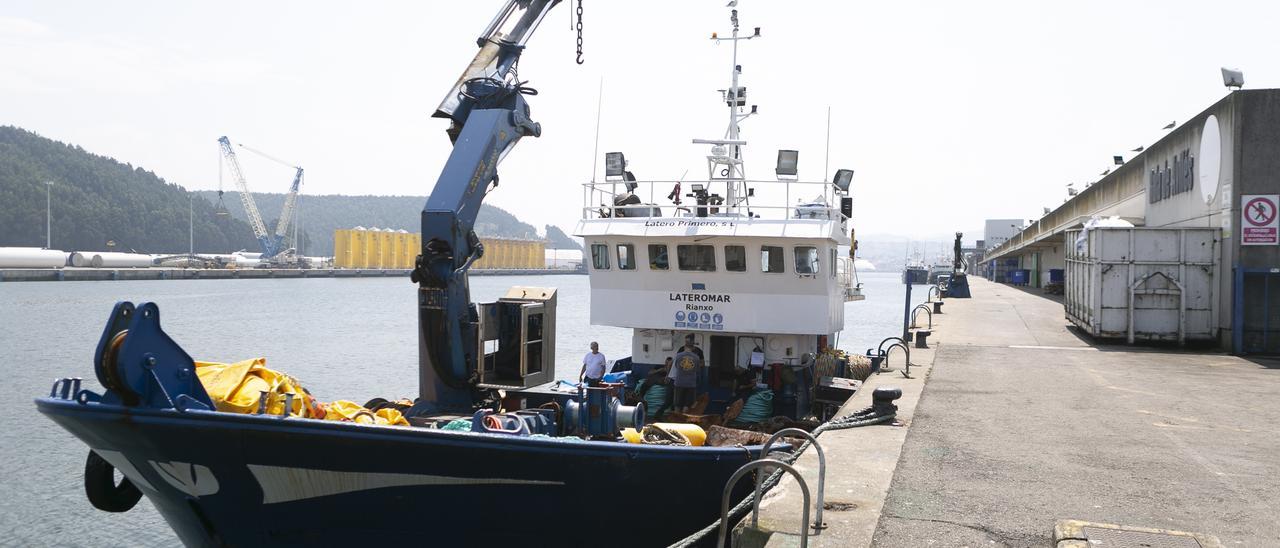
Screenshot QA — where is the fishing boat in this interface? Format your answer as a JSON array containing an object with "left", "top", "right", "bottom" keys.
[
  {"left": 36, "top": 2, "right": 868, "bottom": 546},
  {"left": 574, "top": 7, "right": 865, "bottom": 427}
]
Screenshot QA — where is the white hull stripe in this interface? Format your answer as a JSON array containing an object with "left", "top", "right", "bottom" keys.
[
  {"left": 151, "top": 461, "right": 219, "bottom": 497},
  {"left": 247, "top": 464, "right": 564, "bottom": 504},
  {"left": 92, "top": 449, "right": 157, "bottom": 492}
]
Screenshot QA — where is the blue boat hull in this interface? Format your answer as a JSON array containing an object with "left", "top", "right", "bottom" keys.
[{"left": 37, "top": 398, "right": 763, "bottom": 547}]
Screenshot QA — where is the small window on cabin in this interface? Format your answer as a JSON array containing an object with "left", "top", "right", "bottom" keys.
[
  {"left": 761, "top": 246, "right": 785, "bottom": 273},
  {"left": 677, "top": 245, "right": 716, "bottom": 272},
  {"left": 830, "top": 248, "right": 838, "bottom": 279},
  {"left": 649, "top": 244, "right": 669, "bottom": 270},
  {"left": 795, "top": 246, "right": 819, "bottom": 275},
  {"left": 725, "top": 245, "right": 747, "bottom": 272},
  {"left": 617, "top": 244, "right": 636, "bottom": 270},
  {"left": 591, "top": 243, "right": 609, "bottom": 270}
]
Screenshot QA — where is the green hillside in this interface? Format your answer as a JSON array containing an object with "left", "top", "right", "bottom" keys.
[
  {"left": 0, "top": 125, "right": 580, "bottom": 257},
  {"left": 0, "top": 126, "right": 258, "bottom": 253},
  {"left": 544, "top": 224, "right": 580, "bottom": 250}
]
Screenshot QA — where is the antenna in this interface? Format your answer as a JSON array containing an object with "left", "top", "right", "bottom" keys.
[
  {"left": 824, "top": 106, "right": 832, "bottom": 182},
  {"left": 589, "top": 77, "right": 604, "bottom": 183}
]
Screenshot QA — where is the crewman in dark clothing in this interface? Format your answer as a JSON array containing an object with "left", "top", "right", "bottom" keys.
[
  {"left": 684, "top": 334, "right": 704, "bottom": 360},
  {"left": 671, "top": 342, "right": 703, "bottom": 413},
  {"left": 684, "top": 333, "right": 706, "bottom": 390}
]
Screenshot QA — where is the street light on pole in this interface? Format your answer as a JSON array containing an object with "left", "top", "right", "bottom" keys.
[
  {"left": 45, "top": 181, "right": 54, "bottom": 249},
  {"left": 189, "top": 193, "right": 195, "bottom": 260}
]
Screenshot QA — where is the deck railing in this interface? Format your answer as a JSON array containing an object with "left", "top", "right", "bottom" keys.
[{"left": 580, "top": 179, "right": 847, "bottom": 221}]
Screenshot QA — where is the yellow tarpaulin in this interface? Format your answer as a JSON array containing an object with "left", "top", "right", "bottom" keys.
[{"left": 194, "top": 358, "right": 407, "bottom": 426}]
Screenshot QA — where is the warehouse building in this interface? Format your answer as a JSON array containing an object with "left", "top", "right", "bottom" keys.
[{"left": 983, "top": 88, "right": 1280, "bottom": 353}]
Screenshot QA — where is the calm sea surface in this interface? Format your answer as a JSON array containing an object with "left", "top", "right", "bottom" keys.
[{"left": 0, "top": 271, "right": 921, "bottom": 546}]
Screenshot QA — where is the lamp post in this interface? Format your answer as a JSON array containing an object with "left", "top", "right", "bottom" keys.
[{"left": 45, "top": 181, "right": 53, "bottom": 249}]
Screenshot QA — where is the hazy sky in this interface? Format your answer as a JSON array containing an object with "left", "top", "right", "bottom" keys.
[{"left": 3, "top": 1, "right": 1277, "bottom": 240}]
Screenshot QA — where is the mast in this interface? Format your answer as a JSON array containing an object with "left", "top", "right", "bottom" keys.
[
  {"left": 728, "top": 8, "right": 741, "bottom": 163},
  {"left": 697, "top": 4, "right": 759, "bottom": 214}
]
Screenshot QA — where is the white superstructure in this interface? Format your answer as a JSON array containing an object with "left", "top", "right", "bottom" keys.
[{"left": 574, "top": 4, "right": 862, "bottom": 379}]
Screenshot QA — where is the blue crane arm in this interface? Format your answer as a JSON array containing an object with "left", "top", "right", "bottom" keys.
[
  {"left": 217, "top": 136, "right": 277, "bottom": 256},
  {"left": 274, "top": 167, "right": 303, "bottom": 239},
  {"left": 412, "top": 0, "right": 558, "bottom": 411}
]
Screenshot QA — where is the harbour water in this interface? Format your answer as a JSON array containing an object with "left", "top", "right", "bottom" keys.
[{"left": 0, "top": 271, "right": 919, "bottom": 545}]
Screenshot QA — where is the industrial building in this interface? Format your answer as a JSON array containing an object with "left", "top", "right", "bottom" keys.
[
  {"left": 982, "top": 88, "right": 1280, "bottom": 353},
  {"left": 332, "top": 227, "right": 545, "bottom": 270}
]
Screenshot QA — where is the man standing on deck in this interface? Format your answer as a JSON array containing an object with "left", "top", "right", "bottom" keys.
[
  {"left": 684, "top": 334, "right": 704, "bottom": 361},
  {"left": 671, "top": 341, "right": 702, "bottom": 413},
  {"left": 579, "top": 341, "right": 607, "bottom": 387},
  {"left": 684, "top": 333, "right": 706, "bottom": 392}
]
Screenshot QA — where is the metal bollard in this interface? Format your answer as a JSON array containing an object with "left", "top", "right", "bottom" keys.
[
  {"left": 718, "top": 458, "right": 811, "bottom": 548},
  {"left": 932, "top": 301, "right": 944, "bottom": 314},
  {"left": 914, "top": 330, "right": 932, "bottom": 348}
]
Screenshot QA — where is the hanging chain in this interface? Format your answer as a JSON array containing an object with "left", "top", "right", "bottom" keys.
[{"left": 575, "top": 0, "right": 584, "bottom": 65}]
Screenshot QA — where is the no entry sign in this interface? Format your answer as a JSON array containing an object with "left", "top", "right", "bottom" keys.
[{"left": 1242, "top": 194, "right": 1280, "bottom": 245}]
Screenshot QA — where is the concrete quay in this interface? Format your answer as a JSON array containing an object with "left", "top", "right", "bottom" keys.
[{"left": 739, "top": 277, "right": 1279, "bottom": 547}]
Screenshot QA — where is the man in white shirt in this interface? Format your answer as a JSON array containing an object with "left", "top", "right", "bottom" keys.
[{"left": 579, "top": 341, "right": 607, "bottom": 387}]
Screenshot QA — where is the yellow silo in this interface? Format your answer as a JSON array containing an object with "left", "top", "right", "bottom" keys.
[
  {"left": 334, "top": 229, "right": 349, "bottom": 268},
  {"left": 339, "top": 227, "right": 364, "bottom": 268},
  {"left": 376, "top": 229, "right": 390, "bottom": 268},
  {"left": 409, "top": 233, "right": 421, "bottom": 267},
  {"left": 363, "top": 228, "right": 376, "bottom": 268},
  {"left": 393, "top": 230, "right": 408, "bottom": 268},
  {"left": 343, "top": 228, "right": 363, "bottom": 268},
  {"left": 495, "top": 239, "right": 508, "bottom": 269}
]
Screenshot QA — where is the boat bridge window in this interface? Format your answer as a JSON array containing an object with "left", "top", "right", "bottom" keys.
[
  {"left": 795, "top": 246, "right": 819, "bottom": 275},
  {"left": 677, "top": 245, "right": 716, "bottom": 272},
  {"left": 761, "top": 246, "right": 785, "bottom": 273},
  {"left": 725, "top": 245, "right": 746, "bottom": 272},
  {"left": 617, "top": 244, "right": 636, "bottom": 270},
  {"left": 649, "top": 244, "right": 669, "bottom": 270},
  {"left": 590, "top": 243, "right": 609, "bottom": 270},
  {"left": 830, "top": 248, "right": 837, "bottom": 279}
]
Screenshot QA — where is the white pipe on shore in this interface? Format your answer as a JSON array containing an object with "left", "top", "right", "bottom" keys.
[
  {"left": 86, "top": 251, "right": 155, "bottom": 268},
  {"left": 0, "top": 247, "right": 70, "bottom": 268}
]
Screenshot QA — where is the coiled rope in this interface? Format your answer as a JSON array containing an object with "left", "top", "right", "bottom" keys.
[{"left": 665, "top": 404, "right": 897, "bottom": 548}]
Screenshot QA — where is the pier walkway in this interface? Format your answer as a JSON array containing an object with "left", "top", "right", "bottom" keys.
[{"left": 746, "top": 277, "right": 1279, "bottom": 547}]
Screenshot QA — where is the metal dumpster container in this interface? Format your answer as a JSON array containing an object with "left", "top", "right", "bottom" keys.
[
  {"left": 1064, "top": 227, "right": 1220, "bottom": 344},
  {"left": 992, "top": 259, "right": 1017, "bottom": 283}
]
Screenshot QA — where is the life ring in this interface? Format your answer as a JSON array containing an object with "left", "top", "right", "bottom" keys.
[{"left": 84, "top": 450, "right": 142, "bottom": 513}]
